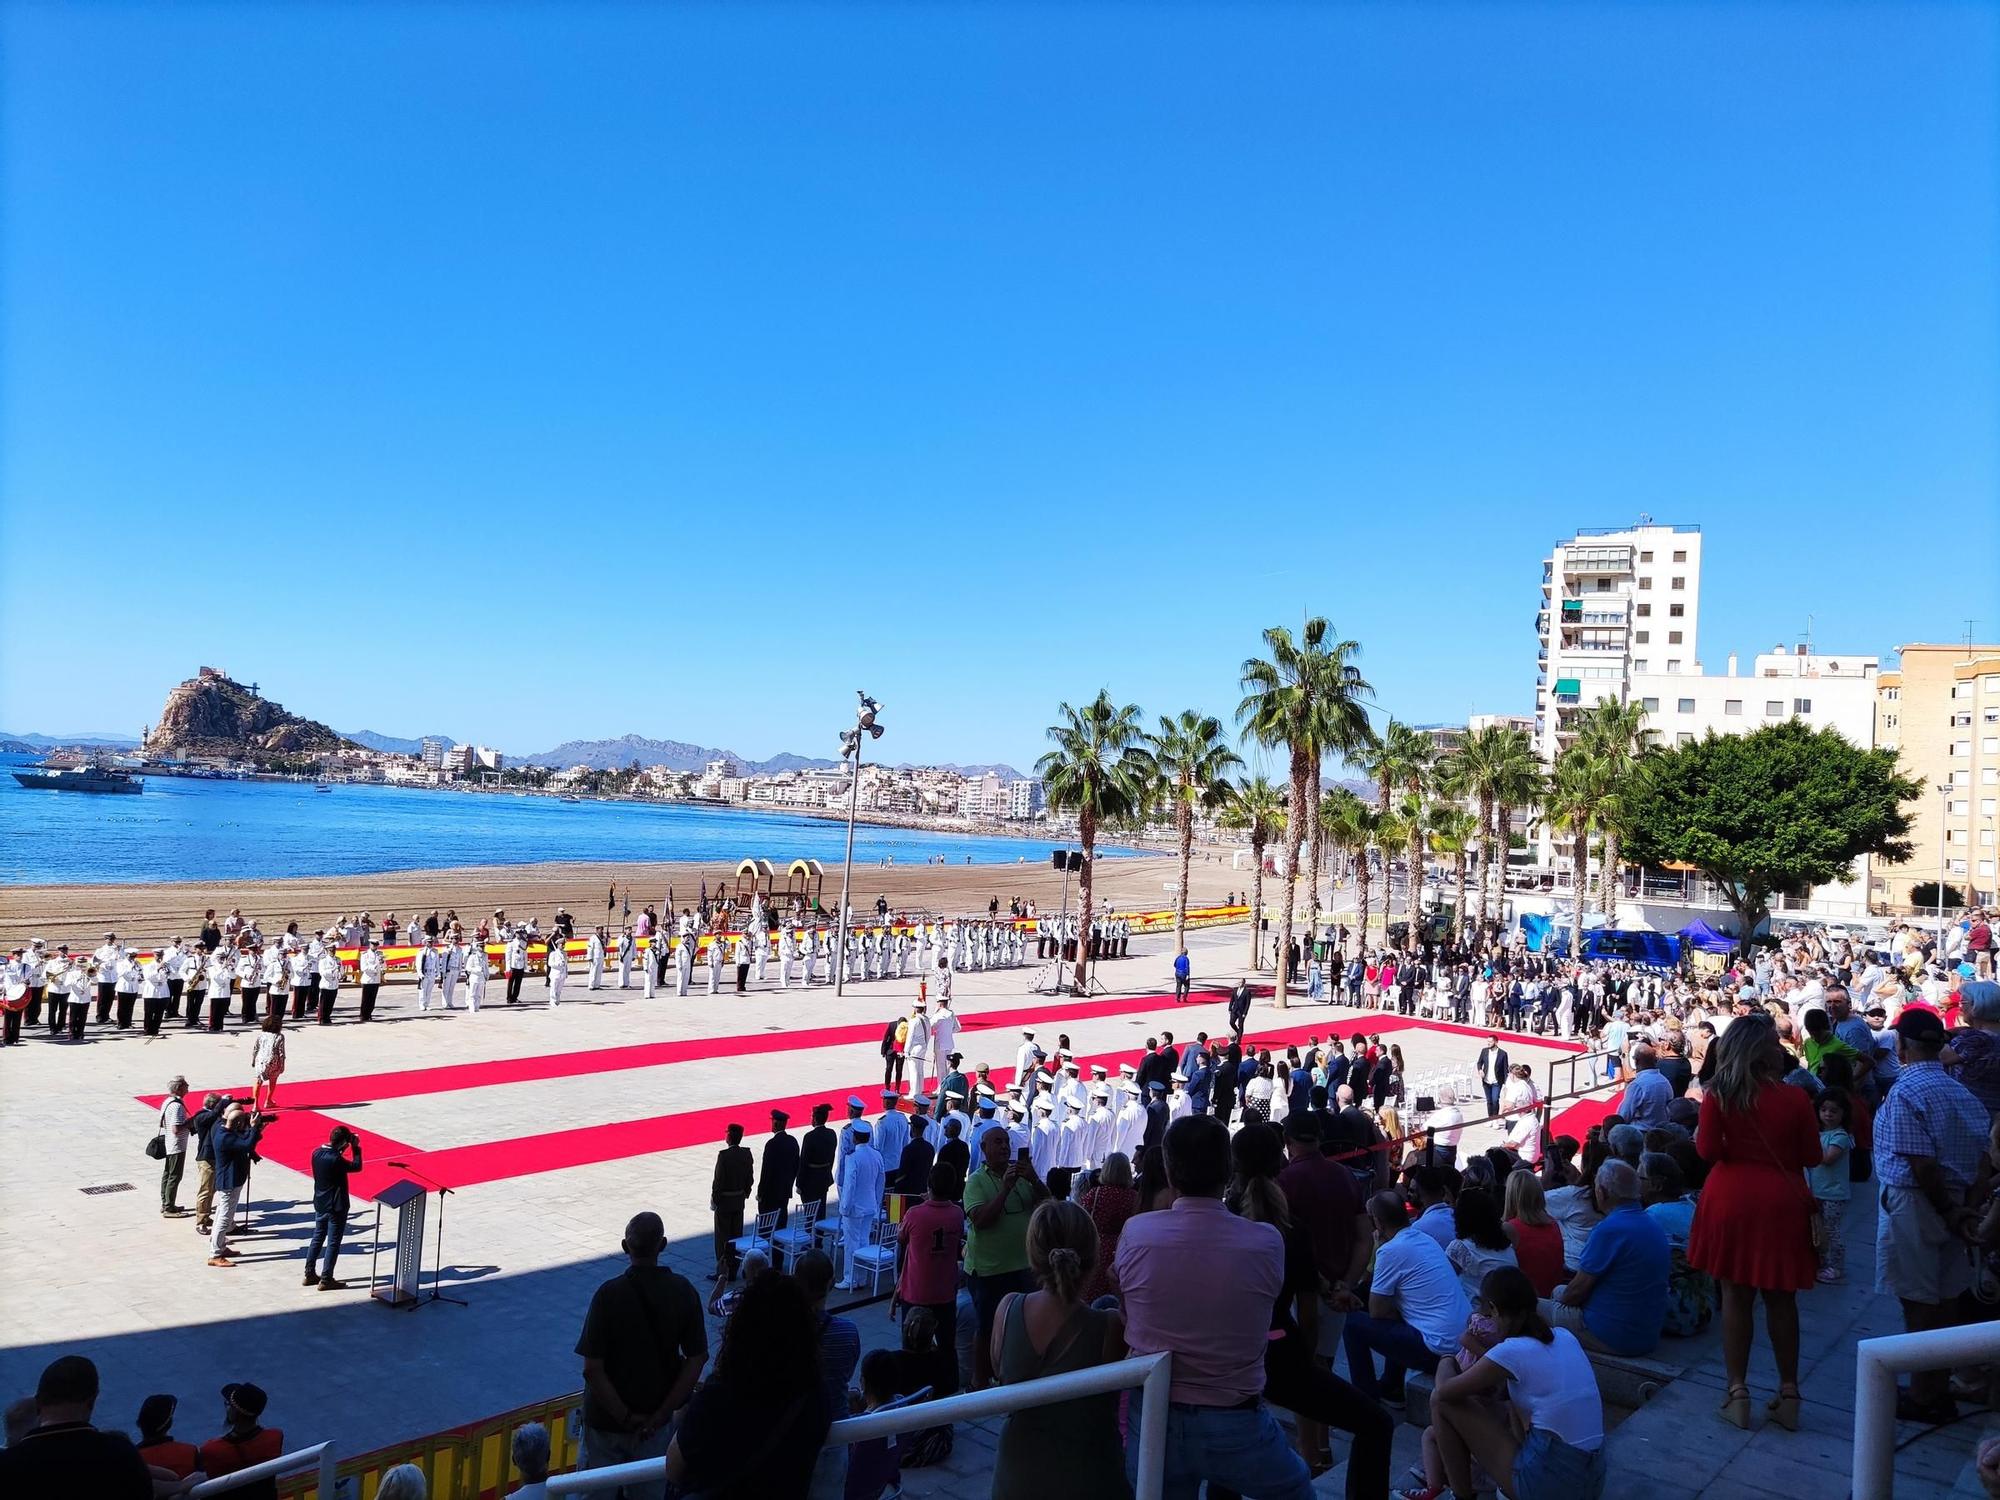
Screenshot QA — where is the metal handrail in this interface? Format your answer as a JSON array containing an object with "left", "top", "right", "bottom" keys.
[
  {"left": 1853, "top": 1322, "right": 2000, "bottom": 1498},
  {"left": 545, "top": 1351, "right": 1173, "bottom": 1498},
  {"left": 190, "top": 1440, "right": 335, "bottom": 1498}
]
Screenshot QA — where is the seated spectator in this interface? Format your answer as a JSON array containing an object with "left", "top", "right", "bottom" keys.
[
  {"left": 1655, "top": 1036, "right": 1693, "bottom": 1098},
  {"left": 666, "top": 1273, "right": 832, "bottom": 1500},
  {"left": 1539, "top": 1135, "right": 1583, "bottom": 1189},
  {"left": 1429, "top": 1085, "right": 1466, "bottom": 1161},
  {"left": 201, "top": 1383, "right": 286, "bottom": 1500},
  {"left": 507, "top": 1422, "right": 551, "bottom": 1500},
  {"left": 1541, "top": 1161, "right": 1670, "bottom": 1356},
  {"left": 1406, "top": 1165, "right": 1457, "bottom": 1249},
  {"left": 133, "top": 1395, "right": 199, "bottom": 1480},
  {"left": 845, "top": 1351, "right": 913, "bottom": 1500},
  {"left": 1542, "top": 1167, "right": 1603, "bottom": 1273},
  {"left": 1605, "top": 1124, "right": 1645, "bottom": 1168},
  {"left": 1640, "top": 1153, "right": 1714, "bottom": 1337},
  {"left": 792, "top": 1249, "right": 860, "bottom": 1499},
  {"left": 1445, "top": 1186, "right": 1519, "bottom": 1300},
  {"left": 990, "top": 1200, "right": 1130, "bottom": 1500},
  {"left": 0, "top": 1355, "right": 152, "bottom": 1500},
  {"left": 1076, "top": 1152, "right": 1140, "bottom": 1304},
  {"left": 1425, "top": 1267, "right": 1607, "bottom": 1500},
  {"left": 1343, "top": 1191, "right": 1471, "bottom": 1404},
  {"left": 1618, "top": 1046, "right": 1674, "bottom": 1128},
  {"left": 377, "top": 1465, "right": 427, "bottom": 1500},
  {"left": 1115, "top": 1114, "right": 1315, "bottom": 1499},
  {"left": 1502, "top": 1172, "right": 1566, "bottom": 1298}
]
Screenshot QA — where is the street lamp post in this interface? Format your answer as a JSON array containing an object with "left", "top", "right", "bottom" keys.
[{"left": 833, "top": 693, "right": 885, "bottom": 1000}]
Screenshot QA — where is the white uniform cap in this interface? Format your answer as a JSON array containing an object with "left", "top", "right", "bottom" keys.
[
  {"left": 1090, "top": 1083, "right": 1111, "bottom": 1099},
  {"left": 1171, "top": 1070, "right": 1188, "bottom": 1083},
  {"left": 1118, "top": 1063, "right": 1137, "bottom": 1077},
  {"left": 1032, "top": 1095, "right": 1054, "bottom": 1112},
  {"left": 1090, "top": 1065, "right": 1108, "bottom": 1077},
  {"left": 976, "top": 1084, "right": 996, "bottom": 1099},
  {"left": 1063, "top": 1061, "right": 1080, "bottom": 1073},
  {"left": 945, "top": 1089, "right": 966, "bottom": 1101}
]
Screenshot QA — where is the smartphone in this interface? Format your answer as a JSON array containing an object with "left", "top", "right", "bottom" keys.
[{"left": 1016, "top": 1147, "right": 1031, "bottom": 1164}]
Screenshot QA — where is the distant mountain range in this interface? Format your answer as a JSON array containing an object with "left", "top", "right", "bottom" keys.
[
  {"left": 341, "top": 729, "right": 460, "bottom": 756},
  {"left": 514, "top": 734, "right": 1022, "bottom": 779},
  {"left": 0, "top": 731, "right": 144, "bottom": 751}
]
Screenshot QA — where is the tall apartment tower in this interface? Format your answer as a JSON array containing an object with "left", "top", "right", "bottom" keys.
[{"left": 1535, "top": 522, "right": 1704, "bottom": 759}]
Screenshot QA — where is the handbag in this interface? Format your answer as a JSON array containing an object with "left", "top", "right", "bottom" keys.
[
  {"left": 146, "top": 1100, "right": 170, "bottom": 1159},
  {"left": 1739, "top": 1095, "right": 1823, "bottom": 1253}
]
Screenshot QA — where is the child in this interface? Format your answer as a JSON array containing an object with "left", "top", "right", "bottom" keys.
[
  {"left": 1810, "top": 1091, "right": 1854, "bottom": 1283},
  {"left": 844, "top": 1350, "right": 911, "bottom": 1500}
]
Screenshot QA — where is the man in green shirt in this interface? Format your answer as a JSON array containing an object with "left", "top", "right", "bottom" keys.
[{"left": 962, "top": 1122, "right": 1048, "bottom": 1388}]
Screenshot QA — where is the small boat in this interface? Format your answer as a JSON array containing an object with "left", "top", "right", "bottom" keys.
[
  {"left": 11, "top": 763, "right": 144, "bottom": 795},
  {"left": 313, "top": 783, "right": 334, "bottom": 793},
  {"left": 559, "top": 794, "right": 582, "bottom": 803}
]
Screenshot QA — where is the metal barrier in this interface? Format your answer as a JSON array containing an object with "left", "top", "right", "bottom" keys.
[
  {"left": 277, "top": 1392, "right": 587, "bottom": 1500},
  {"left": 1852, "top": 1321, "right": 2000, "bottom": 1499},
  {"left": 191, "top": 1441, "right": 335, "bottom": 1499},
  {"left": 545, "top": 1351, "right": 1174, "bottom": 1499}
]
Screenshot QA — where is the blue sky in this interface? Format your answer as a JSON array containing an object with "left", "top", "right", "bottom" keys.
[{"left": 3, "top": 3, "right": 1994, "bottom": 771}]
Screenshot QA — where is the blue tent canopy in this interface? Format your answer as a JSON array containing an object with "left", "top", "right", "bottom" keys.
[{"left": 1679, "top": 919, "right": 1739, "bottom": 954}]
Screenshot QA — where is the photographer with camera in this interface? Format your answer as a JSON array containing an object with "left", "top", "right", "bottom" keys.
[
  {"left": 207, "top": 1104, "right": 275, "bottom": 1268},
  {"left": 305, "top": 1125, "right": 364, "bottom": 1290}
]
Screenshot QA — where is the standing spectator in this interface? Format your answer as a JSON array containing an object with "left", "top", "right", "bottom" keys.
[
  {"left": 134, "top": 1394, "right": 199, "bottom": 1480},
  {"left": 1228, "top": 977, "right": 1253, "bottom": 1039},
  {"left": 963, "top": 1125, "right": 1049, "bottom": 1388},
  {"left": 157, "top": 1077, "right": 192, "bottom": 1218},
  {"left": 1277, "top": 1116, "right": 1370, "bottom": 1348},
  {"left": 1426, "top": 1267, "right": 1607, "bottom": 1500},
  {"left": 1948, "top": 980, "right": 2000, "bottom": 1116},
  {"left": 200, "top": 1383, "right": 285, "bottom": 1500},
  {"left": 897, "top": 1163, "right": 969, "bottom": 1397},
  {"left": 1078, "top": 1153, "right": 1142, "bottom": 1303},
  {"left": 1173, "top": 949, "right": 1192, "bottom": 1004},
  {"left": 306, "top": 1125, "right": 363, "bottom": 1289},
  {"left": 189, "top": 1092, "right": 228, "bottom": 1237},
  {"left": 1115, "top": 1114, "right": 1314, "bottom": 1499},
  {"left": 1687, "top": 1014, "right": 1822, "bottom": 1428},
  {"left": 710, "top": 1124, "right": 755, "bottom": 1293},
  {"left": 1342, "top": 1192, "right": 1470, "bottom": 1405},
  {"left": 1544, "top": 1162, "right": 1670, "bottom": 1360},
  {"left": 989, "top": 1200, "right": 1130, "bottom": 1500},
  {"left": 1874, "top": 1008, "right": 1991, "bottom": 1424},
  {"left": 665, "top": 1274, "right": 832, "bottom": 1500},
  {"left": 1655, "top": 1035, "right": 1693, "bottom": 1098},
  {"left": 0, "top": 1356, "right": 151, "bottom": 1499},
  {"left": 574, "top": 1212, "right": 708, "bottom": 1494},
  {"left": 1616, "top": 1046, "right": 1674, "bottom": 1128}
]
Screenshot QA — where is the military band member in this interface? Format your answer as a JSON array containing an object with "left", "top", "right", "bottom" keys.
[
  {"left": 64, "top": 953, "right": 90, "bottom": 1040},
  {"left": 316, "top": 941, "right": 342, "bottom": 1024},
  {"left": 1, "top": 950, "right": 26, "bottom": 1046},
  {"left": 235, "top": 944, "right": 260, "bottom": 1026},
  {"left": 114, "top": 949, "right": 144, "bottom": 1029},
  {"left": 297, "top": 934, "right": 322, "bottom": 1020},
  {"left": 42, "top": 946, "right": 69, "bottom": 1036},
  {"left": 93, "top": 933, "right": 123, "bottom": 1023},
  {"left": 358, "top": 940, "right": 384, "bottom": 1022}
]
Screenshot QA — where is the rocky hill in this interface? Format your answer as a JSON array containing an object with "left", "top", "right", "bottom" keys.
[{"left": 145, "top": 669, "right": 357, "bottom": 760}]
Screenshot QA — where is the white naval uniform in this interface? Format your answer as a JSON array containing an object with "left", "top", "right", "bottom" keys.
[
  {"left": 642, "top": 938, "right": 658, "bottom": 998},
  {"left": 587, "top": 934, "right": 606, "bottom": 990},
  {"left": 873, "top": 1109, "right": 910, "bottom": 1172},
  {"left": 905, "top": 1010, "right": 934, "bottom": 1097},
  {"left": 546, "top": 943, "right": 568, "bottom": 1007},
  {"left": 1080, "top": 1104, "right": 1115, "bottom": 1169},
  {"left": 1030, "top": 1116, "right": 1061, "bottom": 1178},
  {"left": 618, "top": 933, "right": 635, "bottom": 989},
  {"left": 464, "top": 946, "right": 488, "bottom": 1011},
  {"left": 835, "top": 1141, "right": 885, "bottom": 1289},
  {"left": 1168, "top": 1088, "right": 1192, "bottom": 1123},
  {"left": 778, "top": 929, "right": 796, "bottom": 989},
  {"left": 441, "top": 943, "right": 462, "bottom": 1008},
  {"left": 706, "top": 937, "right": 723, "bottom": 994},
  {"left": 675, "top": 938, "right": 693, "bottom": 996},
  {"left": 1056, "top": 1113, "right": 1086, "bottom": 1171},
  {"left": 1113, "top": 1097, "right": 1146, "bottom": 1159},
  {"left": 414, "top": 946, "right": 437, "bottom": 1010},
  {"left": 318, "top": 949, "right": 342, "bottom": 1008},
  {"left": 754, "top": 930, "right": 769, "bottom": 982},
  {"left": 929, "top": 1006, "right": 960, "bottom": 1069},
  {"left": 1015, "top": 1040, "right": 1040, "bottom": 1082}
]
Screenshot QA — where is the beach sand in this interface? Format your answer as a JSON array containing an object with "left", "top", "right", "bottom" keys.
[{"left": 0, "top": 849, "right": 1253, "bottom": 947}]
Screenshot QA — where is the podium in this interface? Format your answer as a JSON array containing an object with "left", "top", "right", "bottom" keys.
[{"left": 371, "top": 1179, "right": 427, "bottom": 1308}]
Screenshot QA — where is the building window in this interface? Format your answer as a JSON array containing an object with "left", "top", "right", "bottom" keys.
[
  {"left": 1884, "top": 714, "right": 1898, "bottom": 729},
  {"left": 1985, "top": 708, "right": 1999, "bottom": 724},
  {"left": 1636, "top": 603, "right": 1651, "bottom": 617},
  {"left": 1677, "top": 698, "right": 1696, "bottom": 714},
  {"left": 1677, "top": 732, "right": 1694, "bottom": 746},
  {"left": 1669, "top": 603, "right": 1684, "bottom": 617},
  {"left": 1766, "top": 700, "right": 1784, "bottom": 716},
  {"left": 1955, "top": 682, "right": 1975, "bottom": 698},
  {"left": 1635, "top": 631, "right": 1649, "bottom": 644},
  {"left": 1670, "top": 576, "right": 1685, "bottom": 589},
  {"left": 1885, "top": 687, "right": 1900, "bottom": 700},
  {"left": 1724, "top": 700, "right": 1742, "bottom": 715},
  {"left": 1982, "top": 798, "right": 1997, "bottom": 815},
  {"left": 1951, "top": 859, "right": 1968, "bottom": 875},
  {"left": 1955, "top": 740, "right": 1972, "bottom": 756},
  {"left": 1982, "top": 829, "right": 1995, "bottom": 847},
  {"left": 1794, "top": 698, "right": 1813, "bottom": 714},
  {"left": 1986, "top": 767, "right": 1998, "bottom": 784},
  {"left": 1666, "top": 659, "right": 1681, "bottom": 672},
  {"left": 1948, "top": 830, "right": 1967, "bottom": 846},
  {"left": 1668, "top": 631, "right": 1683, "bottom": 644},
  {"left": 1673, "top": 549, "right": 1688, "bottom": 563},
  {"left": 1954, "top": 713, "right": 1972, "bottom": 728},
  {"left": 1981, "top": 860, "right": 1997, "bottom": 878},
  {"left": 1641, "top": 697, "right": 1660, "bottom": 712},
  {"left": 1950, "top": 800, "right": 1968, "bottom": 815},
  {"left": 1639, "top": 550, "right": 1654, "bottom": 562},
  {"left": 1638, "top": 577, "right": 1652, "bottom": 590},
  {"left": 1633, "top": 660, "right": 1649, "bottom": 673}
]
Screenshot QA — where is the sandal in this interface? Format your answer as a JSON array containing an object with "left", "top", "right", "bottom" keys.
[
  {"left": 1766, "top": 1386, "right": 1801, "bottom": 1431},
  {"left": 1720, "top": 1384, "right": 1751, "bottom": 1429}
]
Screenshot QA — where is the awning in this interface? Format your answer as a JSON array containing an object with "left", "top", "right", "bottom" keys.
[{"left": 1554, "top": 678, "right": 1580, "bottom": 696}]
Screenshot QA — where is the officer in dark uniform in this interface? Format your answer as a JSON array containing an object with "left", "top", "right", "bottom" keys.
[
  {"left": 797, "top": 1102, "right": 837, "bottom": 1211},
  {"left": 759, "top": 1109, "right": 800, "bottom": 1230},
  {"left": 711, "top": 1123, "right": 755, "bottom": 1287}
]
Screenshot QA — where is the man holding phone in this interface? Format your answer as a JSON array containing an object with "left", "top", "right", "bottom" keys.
[
  {"left": 306, "top": 1124, "right": 364, "bottom": 1289},
  {"left": 962, "top": 1125, "right": 1048, "bottom": 1388}
]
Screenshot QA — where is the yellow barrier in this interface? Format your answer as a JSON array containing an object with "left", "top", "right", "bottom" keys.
[{"left": 278, "top": 1391, "right": 587, "bottom": 1500}]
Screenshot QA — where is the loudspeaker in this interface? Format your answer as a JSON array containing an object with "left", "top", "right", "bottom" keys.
[
  {"left": 1067, "top": 851, "right": 1086, "bottom": 873},
  {"left": 1051, "top": 851, "right": 1067, "bottom": 872}
]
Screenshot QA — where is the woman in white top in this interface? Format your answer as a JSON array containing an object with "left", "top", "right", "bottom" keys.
[
  {"left": 250, "top": 1015, "right": 288, "bottom": 1113},
  {"left": 1425, "top": 1265, "right": 1606, "bottom": 1500},
  {"left": 1241, "top": 1058, "right": 1276, "bottom": 1125}
]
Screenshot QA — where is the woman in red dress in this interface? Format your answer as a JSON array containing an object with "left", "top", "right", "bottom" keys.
[
  {"left": 1688, "top": 1013, "right": 1822, "bottom": 1431},
  {"left": 1076, "top": 1152, "right": 1140, "bottom": 1303}
]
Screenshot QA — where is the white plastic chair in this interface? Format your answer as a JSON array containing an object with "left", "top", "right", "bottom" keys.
[
  {"left": 850, "top": 1216, "right": 899, "bottom": 1295},
  {"left": 770, "top": 1199, "right": 822, "bottom": 1268},
  {"left": 731, "top": 1209, "right": 778, "bottom": 1264}
]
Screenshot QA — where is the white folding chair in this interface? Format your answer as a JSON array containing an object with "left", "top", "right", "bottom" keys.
[
  {"left": 770, "top": 1199, "right": 822, "bottom": 1268},
  {"left": 850, "top": 1215, "right": 899, "bottom": 1295},
  {"left": 731, "top": 1209, "right": 778, "bottom": 1264}
]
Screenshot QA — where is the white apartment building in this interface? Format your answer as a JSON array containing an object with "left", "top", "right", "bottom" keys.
[
  {"left": 419, "top": 736, "right": 450, "bottom": 770},
  {"left": 1536, "top": 522, "right": 1704, "bottom": 757},
  {"left": 1630, "top": 647, "right": 1877, "bottom": 751},
  {"left": 958, "top": 771, "right": 1006, "bottom": 819},
  {"left": 1007, "top": 778, "right": 1045, "bottom": 819}
]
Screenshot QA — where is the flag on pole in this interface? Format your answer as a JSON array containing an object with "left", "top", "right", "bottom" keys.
[
  {"left": 622, "top": 890, "right": 631, "bottom": 922},
  {"left": 607, "top": 883, "right": 617, "bottom": 911}
]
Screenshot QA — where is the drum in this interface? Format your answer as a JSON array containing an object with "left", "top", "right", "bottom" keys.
[{"left": 2, "top": 978, "right": 28, "bottom": 1013}]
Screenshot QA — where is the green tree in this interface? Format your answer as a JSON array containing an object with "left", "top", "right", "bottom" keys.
[
  {"left": 1036, "top": 691, "right": 1150, "bottom": 990},
  {"left": 1426, "top": 805, "right": 1479, "bottom": 938},
  {"left": 1621, "top": 720, "right": 1920, "bottom": 952},
  {"left": 1575, "top": 697, "right": 1655, "bottom": 910},
  {"left": 1238, "top": 620, "right": 1373, "bottom": 1006},
  {"left": 1221, "top": 775, "right": 1288, "bottom": 970},
  {"left": 1447, "top": 725, "right": 1542, "bottom": 939},
  {"left": 1137, "top": 710, "right": 1244, "bottom": 954},
  {"left": 1543, "top": 748, "right": 1609, "bottom": 959}
]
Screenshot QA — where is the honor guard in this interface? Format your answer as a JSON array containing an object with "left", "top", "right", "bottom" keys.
[
  {"left": 545, "top": 938, "right": 569, "bottom": 1007},
  {"left": 586, "top": 928, "right": 606, "bottom": 990}
]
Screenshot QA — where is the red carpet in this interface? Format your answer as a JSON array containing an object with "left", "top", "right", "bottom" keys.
[{"left": 141, "top": 1002, "right": 1605, "bottom": 1201}]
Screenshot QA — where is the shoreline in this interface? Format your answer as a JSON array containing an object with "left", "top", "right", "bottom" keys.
[{"left": 0, "top": 849, "right": 1258, "bottom": 949}]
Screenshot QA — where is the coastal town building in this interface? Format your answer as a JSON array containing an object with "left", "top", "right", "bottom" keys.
[
  {"left": 1007, "top": 777, "right": 1045, "bottom": 819},
  {"left": 1874, "top": 641, "right": 2000, "bottom": 910},
  {"left": 419, "top": 736, "right": 450, "bottom": 770}
]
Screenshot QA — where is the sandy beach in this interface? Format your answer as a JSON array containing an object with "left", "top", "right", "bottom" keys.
[{"left": 0, "top": 850, "right": 1252, "bottom": 947}]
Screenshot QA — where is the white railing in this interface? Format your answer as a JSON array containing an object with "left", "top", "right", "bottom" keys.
[
  {"left": 1853, "top": 1321, "right": 2000, "bottom": 1498},
  {"left": 189, "top": 1440, "right": 335, "bottom": 1498},
  {"left": 547, "top": 1351, "right": 1173, "bottom": 1499}
]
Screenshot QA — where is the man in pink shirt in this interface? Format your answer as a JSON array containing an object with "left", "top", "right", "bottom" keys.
[
  {"left": 1114, "top": 1115, "right": 1314, "bottom": 1499},
  {"left": 897, "top": 1162, "right": 968, "bottom": 1397}
]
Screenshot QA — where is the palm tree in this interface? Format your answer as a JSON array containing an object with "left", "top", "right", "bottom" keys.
[
  {"left": 1137, "top": 710, "right": 1243, "bottom": 955},
  {"left": 1427, "top": 805, "right": 1478, "bottom": 940},
  {"left": 1238, "top": 620, "right": 1372, "bottom": 1006},
  {"left": 1321, "top": 788, "right": 1376, "bottom": 956},
  {"left": 1480, "top": 727, "right": 1543, "bottom": 941},
  {"left": 1544, "top": 748, "right": 1610, "bottom": 959},
  {"left": 1221, "top": 776, "right": 1287, "bottom": 969},
  {"left": 1575, "top": 696, "right": 1655, "bottom": 911},
  {"left": 1377, "top": 724, "right": 1439, "bottom": 947},
  {"left": 1036, "top": 692, "right": 1149, "bottom": 990}
]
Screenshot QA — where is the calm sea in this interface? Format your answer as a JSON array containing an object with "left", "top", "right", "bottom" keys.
[{"left": 0, "top": 754, "right": 1129, "bottom": 885}]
